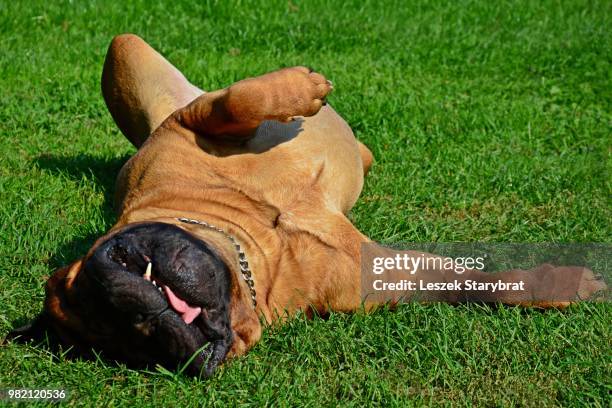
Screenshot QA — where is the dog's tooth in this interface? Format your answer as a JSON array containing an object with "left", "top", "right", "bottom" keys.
[{"left": 144, "top": 262, "right": 152, "bottom": 280}]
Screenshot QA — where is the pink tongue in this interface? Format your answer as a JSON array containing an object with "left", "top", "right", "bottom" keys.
[{"left": 163, "top": 285, "right": 202, "bottom": 324}]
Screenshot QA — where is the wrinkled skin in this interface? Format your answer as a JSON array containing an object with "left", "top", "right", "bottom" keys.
[{"left": 73, "top": 223, "right": 233, "bottom": 376}]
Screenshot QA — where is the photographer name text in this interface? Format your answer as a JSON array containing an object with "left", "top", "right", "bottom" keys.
[{"left": 372, "top": 279, "right": 525, "bottom": 292}]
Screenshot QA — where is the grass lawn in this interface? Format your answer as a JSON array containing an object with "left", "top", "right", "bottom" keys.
[{"left": 1, "top": 0, "right": 610, "bottom": 406}]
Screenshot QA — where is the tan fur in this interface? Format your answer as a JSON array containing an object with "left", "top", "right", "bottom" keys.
[
  {"left": 55, "top": 34, "right": 371, "bottom": 357},
  {"left": 42, "top": 34, "right": 605, "bottom": 360}
]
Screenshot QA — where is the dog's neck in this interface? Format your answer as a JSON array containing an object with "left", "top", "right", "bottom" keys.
[
  {"left": 123, "top": 215, "right": 258, "bottom": 310},
  {"left": 175, "top": 217, "right": 256, "bottom": 308}
]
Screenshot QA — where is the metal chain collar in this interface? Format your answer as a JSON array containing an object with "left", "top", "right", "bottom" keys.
[{"left": 176, "top": 217, "right": 257, "bottom": 309}]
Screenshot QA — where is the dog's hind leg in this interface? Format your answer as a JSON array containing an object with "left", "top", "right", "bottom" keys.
[{"left": 101, "top": 34, "right": 203, "bottom": 148}]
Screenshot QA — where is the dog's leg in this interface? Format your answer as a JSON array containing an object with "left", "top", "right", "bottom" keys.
[
  {"left": 102, "top": 34, "right": 203, "bottom": 148},
  {"left": 361, "top": 250, "right": 607, "bottom": 309},
  {"left": 433, "top": 264, "right": 605, "bottom": 306},
  {"left": 358, "top": 142, "right": 374, "bottom": 176},
  {"left": 174, "top": 66, "right": 333, "bottom": 140}
]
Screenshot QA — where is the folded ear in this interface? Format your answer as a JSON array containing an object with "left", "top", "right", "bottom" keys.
[
  {"left": 225, "top": 262, "right": 262, "bottom": 359},
  {"left": 5, "top": 260, "right": 85, "bottom": 346},
  {"left": 5, "top": 314, "right": 51, "bottom": 344},
  {"left": 101, "top": 33, "right": 203, "bottom": 148},
  {"left": 43, "top": 260, "right": 86, "bottom": 334}
]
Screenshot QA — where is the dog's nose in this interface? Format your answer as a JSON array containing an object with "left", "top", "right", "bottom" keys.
[{"left": 81, "top": 222, "right": 235, "bottom": 376}]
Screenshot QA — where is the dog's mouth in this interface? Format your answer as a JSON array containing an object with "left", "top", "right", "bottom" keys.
[
  {"left": 74, "top": 222, "right": 233, "bottom": 376},
  {"left": 141, "top": 261, "right": 202, "bottom": 325}
]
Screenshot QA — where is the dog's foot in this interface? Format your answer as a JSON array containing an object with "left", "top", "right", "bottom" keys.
[
  {"left": 525, "top": 264, "right": 608, "bottom": 305},
  {"left": 223, "top": 66, "right": 333, "bottom": 125},
  {"left": 576, "top": 268, "right": 608, "bottom": 301}
]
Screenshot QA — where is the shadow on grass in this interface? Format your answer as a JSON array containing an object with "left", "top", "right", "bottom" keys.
[
  {"left": 34, "top": 152, "right": 130, "bottom": 268},
  {"left": 5, "top": 153, "right": 132, "bottom": 355}
]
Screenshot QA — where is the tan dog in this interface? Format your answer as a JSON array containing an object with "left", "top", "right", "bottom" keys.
[{"left": 8, "top": 34, "right": 605, "bottom": 376}]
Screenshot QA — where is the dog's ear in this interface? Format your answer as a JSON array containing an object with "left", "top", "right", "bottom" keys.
[
  {"left": 5, "top": 313, "right": 51, "bottom": 344},
  {"left": 225, "top": 264, "right": 262, "bottom": 359},
  {"left": 43, "top": 260, "right": 88, "bottom": 335},
  {"left": 5, "top": 260, "right": 85, "bottom": 346},
  {"left": 3, "top": 312, "right": 51, "bottom": 343}
]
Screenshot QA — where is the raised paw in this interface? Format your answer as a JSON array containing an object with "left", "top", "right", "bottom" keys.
[{"left": 223, "top": 66, "right": 333, "bottom": 126}]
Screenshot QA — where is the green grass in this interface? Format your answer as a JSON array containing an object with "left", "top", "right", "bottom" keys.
[{"left": 1, "top": 0, "right": 610, "bottom": 406}]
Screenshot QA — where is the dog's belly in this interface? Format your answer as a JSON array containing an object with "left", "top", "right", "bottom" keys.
[
  {"left": 218, "top": 105, "right": 364, "bottom": 212},
  {"left": 117, "top": 105, "right": 363, "bottom": 218}
]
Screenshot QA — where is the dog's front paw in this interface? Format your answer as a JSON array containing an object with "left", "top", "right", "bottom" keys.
[{"left": 223, "top": 66, "right": 333, "bottom": 125}]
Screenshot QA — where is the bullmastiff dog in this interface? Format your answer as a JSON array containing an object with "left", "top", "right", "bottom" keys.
[{"left": 7, "top": 34, "right": 606, "bottom": 377}]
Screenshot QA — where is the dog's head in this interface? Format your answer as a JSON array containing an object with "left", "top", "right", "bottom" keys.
[{"left": 7, "top": 222, "right": 259, "bottom": 377}]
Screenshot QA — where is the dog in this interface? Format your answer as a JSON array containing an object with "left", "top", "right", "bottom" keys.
[{"left": 7, "top": 34, "right": 606, "bottom": 377}]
